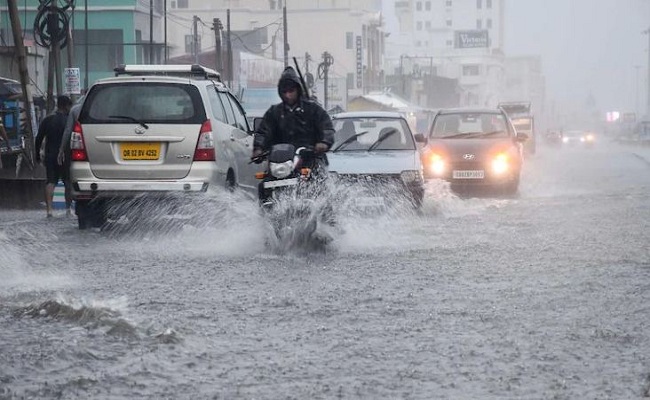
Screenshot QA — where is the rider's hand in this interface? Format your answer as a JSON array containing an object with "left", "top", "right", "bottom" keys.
[
  {"left": 314, "top": 142, "right": 329, "bottom": 153},
  {"left": 251, "top": 148, "right": 264, "bottom": 164},
  {"left": 57, "top": 150, "right": 65, "bottom": 166}
]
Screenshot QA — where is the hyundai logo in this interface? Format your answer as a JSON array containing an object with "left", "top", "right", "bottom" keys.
[{"left": 463, "top": 153, "right": 475, "bottom": 160}]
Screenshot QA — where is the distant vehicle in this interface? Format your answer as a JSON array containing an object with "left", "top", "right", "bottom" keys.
[
  {"left": 70, "top": 64, "right": 263, "bottom": 229},
  {"left": 421, "top": 108, "right": 527, "bottom": 196},
  {"left": 499, "top": 101, "right": 535, "bottom": 155},
  {"left": 328, "top": 111, "right": 426, "bottom": 208},
  {"left": 562, "top": 130, "right": 595, "bottom": 148},
  {"left": 544, "top": 130, "right": 563, "bottom": 147}
]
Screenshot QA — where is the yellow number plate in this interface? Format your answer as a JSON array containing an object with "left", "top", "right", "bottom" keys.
[{"left": 121, "top": 142, "right": 160, "bottom": 160}]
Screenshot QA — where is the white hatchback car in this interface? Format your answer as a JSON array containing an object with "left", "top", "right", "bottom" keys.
[
  {"left": 70, "top": 64, "right": 262, "bottom": 228},
  {"left": 328, "top": 111, "right": 426, "bottom": 208}
]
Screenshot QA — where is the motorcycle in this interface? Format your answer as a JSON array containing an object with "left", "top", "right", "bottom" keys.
[{"left": 251, "top": 143, "right": 333, "bottom": 250}]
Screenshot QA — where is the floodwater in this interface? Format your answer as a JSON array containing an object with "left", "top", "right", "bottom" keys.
[{"left": 1, "top": 142, "right": 649, "bottom": 399}]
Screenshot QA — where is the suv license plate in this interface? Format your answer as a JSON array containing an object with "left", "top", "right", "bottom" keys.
[
  {"left": 453, "top": 170, "right": 485, "bottom": 179},
  {"left": 121, "top": 142, "right": 161, "bottom": 160}
]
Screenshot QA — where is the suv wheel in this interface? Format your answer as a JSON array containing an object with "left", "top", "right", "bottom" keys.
[{"left": 76, "top": 200, "right": 107, "bottom": 230}]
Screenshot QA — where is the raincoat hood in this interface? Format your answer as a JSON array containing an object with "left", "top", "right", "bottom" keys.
[{"left": 277, "top": 66, "right": 303, "bottom": 98}]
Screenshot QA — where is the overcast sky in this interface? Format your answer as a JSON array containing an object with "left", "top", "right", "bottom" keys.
[{"left": 504, "top": 0, "right": 650, "bottom": 115}]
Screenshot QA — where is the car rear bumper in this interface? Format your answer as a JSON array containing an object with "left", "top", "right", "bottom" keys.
[{"left": 70, "top": 161, "right": 215, "bottom": 199}]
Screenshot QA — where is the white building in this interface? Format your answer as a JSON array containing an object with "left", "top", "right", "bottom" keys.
[
  {"left": 502, "top": 56, "right": 546, "bottom": 127},
  {"left": 387, "top": 0, "right": 507, "bottom": 108},
  {"left": 166, "top": 0, "right": 384, "bottom": 107}
]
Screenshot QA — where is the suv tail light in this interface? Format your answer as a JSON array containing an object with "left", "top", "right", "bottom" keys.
[
  {"left": 194, "top": 120, "right": 215, "bottom": 161},
  {"left": 70, "top": 121, "right": 88, "bottom": 161}
]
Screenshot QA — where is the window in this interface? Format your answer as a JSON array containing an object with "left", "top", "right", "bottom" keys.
[
  {"left": 417, "top": 21, "right": 423, "bottom": 31},
  {"left": 346, "top": 32, "right": 353, "bottom": 49},
  {"left": 425, "top": 1, "right": 431, "bottom": 10},
  {"left": 446, "top": 40, "right": 453, "bottom": 47},
  {"left": 476, "top": 19, "right": 482, "bottom": 29},
  {"left": 416, "top": 40, "right": 421, "bottom": 47},
  {"left": 416, "top": 1, "right": 422, "bottom": 11},
  {"left": 425, "top": 21, "right": 431, "bottom": 30},
  {"left": 83, "top": 83, "right": 204, "bottom": 123},
  {"left": 446, "top": 0, "right": 452, "bottom": 5},
  {"left": 177, "top": 0, "right": 188, "bottom": 8},
  {"left": 225, "top": 93, "right": 248, "bottom": 131},
  {"left": 476, "top": 0, "right": 481, "bottom": 9},
  {"left": 207, "top": 87, "right": 227, "bottom": 123},
  {"left": 487, "top": 19, "right": 492, "bottom": 29},
  {"left": 218, "top": 91, "right": 236, "bottom": 125},
  {"left": 462, "top": 65, "right": 480, "bottom": 76},
  {"left": 487, "top": 0, "right": 492, "bottom": 8},
  {"left": 346, "top": 73, "right": 354, "bottom": 90},
  {"left": 446, "top": 19, "right": 452, "bottom": 27},
  {"left": 184, "top": 35, "right": 201, "bottom": 54}
]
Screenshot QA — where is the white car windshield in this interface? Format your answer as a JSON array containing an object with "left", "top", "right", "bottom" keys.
[{"left": 332, "top": 117, "right": 416, "bottom": 151}]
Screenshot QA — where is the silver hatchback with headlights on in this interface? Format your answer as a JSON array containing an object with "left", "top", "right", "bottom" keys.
[
  {"left": 328, "top": 111, "right": 426, "bottom": 209},
  {"left": 69, "top": 64, "right": 261, "bottom": 229}
]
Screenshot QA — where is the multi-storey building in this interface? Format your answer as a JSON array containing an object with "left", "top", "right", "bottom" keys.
[
  {"left": 388, "top": 0, "right": 507, "bottom": 108},
  {"left": 0, "top": 0, "right": 165, "bottom": 91},
  {"left": 166, "top": 0, "right": 385, "bottom": 109}
]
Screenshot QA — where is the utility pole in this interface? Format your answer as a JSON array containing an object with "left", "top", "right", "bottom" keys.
[
  {"left": 635, "top": 65, "right": 643, "bottom": 117},
  {"left": 84, "top": 0, "right": 88, "bottom": 91},
  {"left": 164, "top": 0, "right": 168, "bottom": 63},
  {"left": 227, "top": 9, "right": 233, "bottom": 88},
  {"left": 7, "top": 0, "right": 36, "bottom": 167},
  {"left": 193, "top": 15, "right": 199, "bottom": 64},
  {"left": 318, "top": 52, "right": 333, "bottom": 110},
  {"left": 212, "top": 18, "right": 223, "bottom": 72},
  {"left": 646, "top": 28, "right": 650, "bottom": 119},
  {"left": 282, "top": 5, "right": 288, "bottom": 68},
  {"left": 149, "top": 0, "right": 154, "bottom": 64}
]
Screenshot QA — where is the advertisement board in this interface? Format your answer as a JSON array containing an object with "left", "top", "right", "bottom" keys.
[{"left": 455, "top": 30, "right": 490, "bottom": 49}]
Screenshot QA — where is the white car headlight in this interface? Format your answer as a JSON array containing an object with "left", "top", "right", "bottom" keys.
[
  {"left": 401, "top": 170, "right": 423, "bottom": 183},
  {"left": 270, "top": 160, "right": 293, "bottom": 178}
]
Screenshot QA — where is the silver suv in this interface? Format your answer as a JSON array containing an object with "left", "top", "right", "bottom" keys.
[{"left": 70, "top": 64, "right": 261, "bottom": 229}]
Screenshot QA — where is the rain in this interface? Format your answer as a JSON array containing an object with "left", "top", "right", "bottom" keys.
[{"left": 1, "top": 1, "right": 650, "bottom": 399}]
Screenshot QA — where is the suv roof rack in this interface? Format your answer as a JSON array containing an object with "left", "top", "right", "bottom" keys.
[{"left": 113, "top": 64, "right": 221, "bottom": 80}]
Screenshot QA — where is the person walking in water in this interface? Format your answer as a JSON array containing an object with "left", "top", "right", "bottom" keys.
[{"left": 35, "top": 95, "right": 73, "bottom": 217}]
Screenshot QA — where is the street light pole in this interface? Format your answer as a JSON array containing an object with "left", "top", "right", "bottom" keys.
[
  {"left": 635, "top": 65, "right": 643, "bottom": 117},
  {"left": 646, "top": 28, "right": 650, "bottom": 119}
]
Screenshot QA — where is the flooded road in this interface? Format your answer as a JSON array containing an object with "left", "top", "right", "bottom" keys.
[{"left": 1, "top": 143, "right": 649, "bottom": 399}]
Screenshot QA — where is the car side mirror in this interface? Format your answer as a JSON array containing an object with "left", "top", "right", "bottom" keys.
[
  {"left": 414, "top": 133, "right": 428, "bottom": 144},
  {"left": 254, "top": 117, "right": 264, "bottom": 132}
]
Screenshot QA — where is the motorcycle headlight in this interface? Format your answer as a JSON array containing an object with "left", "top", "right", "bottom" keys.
[
  {"left": 492, "top": 153, "right": 509, "bottom": 175},
  {"left": 401, "top": 170, "right": 423, "bottom": 184},
  {"left": 270, "top": 160, "right": 293, "bottom": 178},
  {"left": 562, "top": 137, "right": 569, "bottom": 143}
]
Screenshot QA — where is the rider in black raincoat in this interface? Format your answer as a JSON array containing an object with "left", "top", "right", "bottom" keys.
[{"left": 252, "top": 66, "right": 335, "bottom": 163}]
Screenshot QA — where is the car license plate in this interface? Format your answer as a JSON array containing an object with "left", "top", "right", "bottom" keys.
[
  {"left": 121, "top": 142, "right": 161, "bottom": 160},
  {"left": 264, "top": 178, "right": 299, "bottom": 189},
  {"left": 453, "top": 170, "right": 485, "bottom": 179}
]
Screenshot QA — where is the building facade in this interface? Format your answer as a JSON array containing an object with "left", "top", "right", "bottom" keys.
[
  {"left": 0, "top": 0, "right": 165, "bottom": 91},
  {"left": 166, "top": 0, "right": 385, "bottom": 108},
  {"left": 387, "top": 0, "right": 507, "bottom": 108}
]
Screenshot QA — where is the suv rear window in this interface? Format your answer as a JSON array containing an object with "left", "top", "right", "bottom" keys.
[{"left": 79, "top": 82, "right": 206, "bottom": 124}]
